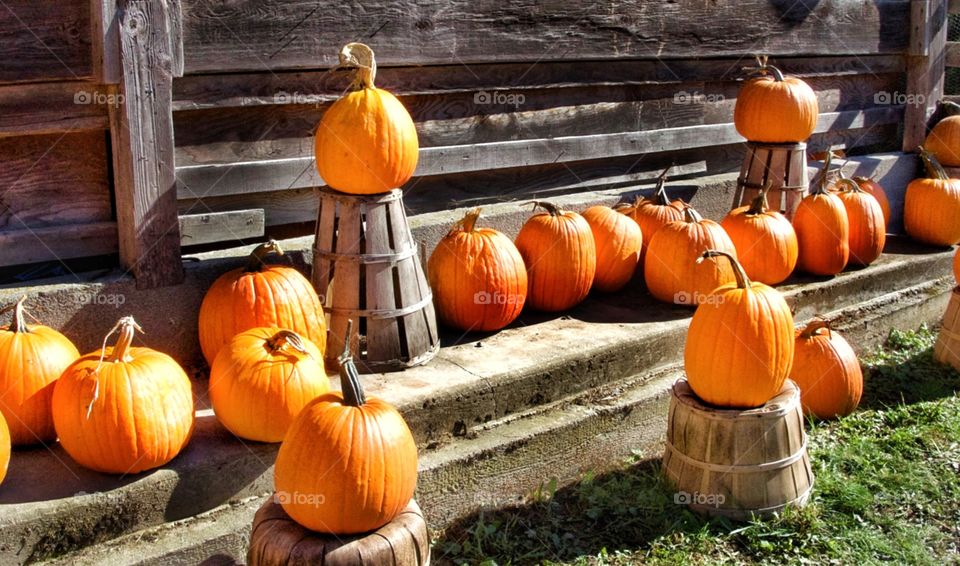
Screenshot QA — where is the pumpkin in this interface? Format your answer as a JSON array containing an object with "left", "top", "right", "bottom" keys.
[
  {"left": 0, "top": 297, "right": 79, "bottom": 446},
  {"left": 625, "top": 166, "right": 685, "bottom": 264},
  {"left": 789, "top": 319, "right": 862, "bottom": 419},
  {"left": 0, "top": 413, "right": 8, "bottom": 486},
  {"left": 274, "top": 321, "right": 417, "bottom": 534},
  {"left": 793, "top": 153, "right": 849, "bottom": 275},
  {"left": 904, "top": 147, "right": 960, "bottom": 247},
  {"left": 198, "top": 240, "right": 327, "bottom": 365},
  {"left": 314, "top": 43, "right": 418, "bottom": 194},
  {"left": 834, "top": 178, "right": 886, "bottom": 266},
  {"left": 209, "top": 328, "right": 329, "bottom": 443},
  {"left": 52, "top": 317, "right": 194, "bottom": 474},
  {"left": 720, "top": 184, "right": 798, "bottom": 285},
  {"left": 685, "top": 250, "right": 795, "bottom": 408},
  {"left": 582, "top": 205, "right": 643, "bottom": 292},
  {"left": 514, "top": 202, "right": 596, "bottom": 312},
  {"left": 955, "top": 247, "right": 960, "bottom": 284},
  {"left": 734, "top": 56, "right": 819, "bottom": 143},
  {"left": 923, "top": 115, "right": 960, "bottom": 167},
  {"left": 645, "top": 206, "right": 738, "bottom": 305},
  {"left": 850, "top": 176, "right": 891, "bottom": 227},
  {"left": 427, "top": 208, "right": 527, "bottom": 331}
]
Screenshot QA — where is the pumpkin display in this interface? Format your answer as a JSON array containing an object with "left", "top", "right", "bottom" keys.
[
  {"left": 0, "top": 413, "right": 8, "bottom": 486},
  {"left": 733, "top": 56, "right": 819, "bottom": 143},
  {"left": 0, "top": 297, "right": 79, "bottom": 446},
  {"left": 315, "top": 43, "right": 418, "bottom": 194},
  {"left": 645, "top": 206, "right": 738, "bottom": 305},
  {"left": 52, "top": 317, "right": 194, "bottom": 474},
  {"left": 720, "top": 184, "right": 798, "bottom": 285},
  {"left": 428, "top": 208, "right": 527, "bottom": 331},
  {"left": 209, "top": 328, "right": 329, "bottom": 443},
  {"left": 514, "top": 202, "right": 596, "bottom": 312},
  {"left": 793, "top": 156, "right": 849, "bottom": 275},
  {"left": 274, "top": 321, "right": 418, "bottom": 535},
  {"left": 625, "top": 166, "right": 685, "bottom": 263},
  {"left": 851, "top": 176, "right": 891, "bottom": 227},
  {"left": 582, "top": 205, "right": 643, "bottom": 292},
  {"left": 834, "top": 178, "right": 886, "bottom": 266},
  {"left": 904, "top": 147, "right": 960, "bottom": 247},
  {"left": 789, "top": 319, "right": 862, "bottom": 419},
  {"left": 198, "top": 240, "right": 327, "bottom": 365},
  {"left": 923, "top": 115, "right": 960, "bottom": 167},
  {"left": 684, "top": 250, "right": 795, "bottom": 408},
  {"left": 955, "top": 247, "right": 960, "bottom": 284}
]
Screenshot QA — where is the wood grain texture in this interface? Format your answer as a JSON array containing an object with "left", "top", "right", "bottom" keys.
[
  {"left": 903, "top": 0, "right": 947, "bottom": 151},
  {"left": 0, "top": 1, "right": 92, "bottom": 84},
  {"left": 91, "top": 0, "right": 121, "bottom": 84},
  {"left": 0, "top": 222, "right": 117, "bottom": 266},
  {"left": 0, "top": 82, "right": 109, "bottom": 137},
  {"left": 178, "top": 209, "right": 264, "bottom": 246}
]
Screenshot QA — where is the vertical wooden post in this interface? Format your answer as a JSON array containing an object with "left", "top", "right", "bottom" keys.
[
  {"left": 109, "top": 0, "right": 184, "bottom": 288},
  {"left": 903, "top": 0, "right": 948, "bottom": 152},
  {"left": 91, "top": 0, "right": 121, "bottom": 85}
]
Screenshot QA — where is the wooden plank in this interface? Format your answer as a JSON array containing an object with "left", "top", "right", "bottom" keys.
[
  {"left": 903, "top": 0, "right": 947, "bottom": 151},
  {"left": 0, "top": 222, "right": 117, "bottom": 266},
  {"left": 951, "top": 0, "right": 960, "bottom": 12},
  {"left": 111, "top": 0, "right": 184, "bottom": 288},
  {"left": 92, "top": 0, "right": 122, "bottom": 84},
  {"left": 0, "top": 2, "right": 92, "bottom": 84},
  {"left": 946, "top": 41, "right": 960, "bottom": 67},
  {"left": 0, "top": 82, "right": 109, "bottom": 138},
  {"left": 178, "top": 209, "right": 264, "bottom": 246},
  {"left": 167, "top": 0, "right": 185, "bottom": 78}
]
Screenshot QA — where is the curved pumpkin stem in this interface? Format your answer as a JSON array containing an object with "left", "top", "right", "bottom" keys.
[
  {"left": 453, "top": 208, "right": 482, "bottom": 234},
  {"left": 751, "top": 55, "right": 786, "bottom": 82},
  {"left": 682, "top": 204, "right": 704, "bottom": 223},
  {"left": 698, "top": 249, "right": 751, "bottom": 290},
  {"left": 338, "top": 319, "right": 366, "bottom": 407},
  {"left": 531, "top": 201, "right": 563, "bottom": 217},
  {"left": 266, "top": 330, "right": 310, "bottom": 357},
  {"left": 918, "top": 146, "right": 950, "bottom": 181},
  {"left": 244, "top": 240, "right": 284, "bottom": 272},
  {"left": 746, "top": 181, "right": 773, "bottom": 215},
  {"left": 0, "top": 296, "right": 30, "bottom": 333},
  {"left": 339, "top": 42, "right": 377, "bottom": 89},
  {"left": 107, "top": 316, "right": 143, "bottom": 364},
  {"left": 834, "top": 177, "right": 863, "bottom": 193},
  {"left": 800, "top": 317, "right": 832, "bottom": 339}
]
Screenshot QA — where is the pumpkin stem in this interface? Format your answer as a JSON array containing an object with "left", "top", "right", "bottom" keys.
[
  {"left": 2, "top": 296, "right": 30, "bottom": 333},
  {"left": 746, "top": 181, "right": 773, "bottom": 215},
  {"left": 834, "top": 177, "right": 863, "bottom": 193},
  {"left": 682, "top": 204, "right": 704, "bottom": 223},
  {"left": 337, "top": 320, "right": 367, "bottom": 407},
  {"left": 918, "top": 146, "right": 950, "bottom": 181},
  {"left": 339, "top": 42, "right": 377, "bottom": 90},
  {"left": 106, "top": 316, "right": 144, "bottom": 364},
  {"left": 648, "top": 164, "right": 675, "bottom": 206},
  {"left": 244, "top": 240, "right": 284, "bottom": 272},
  {"left": 800, "top": 317, "right": 832, "bottom": 339},
  {"left": 531, "top": 201, "right": 563, "bottom": 217},
  {"left": 751, "top": 55, "right": 786, "bottom": 82},
  {"left": 810, "top": 150, "right": 834, "bottom": 196},
  {"left": 266, "top": 330, "right": 310, "bottom": 357},
  {"left": 697, "top": 250, "right": 751, "bottom": 290},
  {"left": 454, "top": 208, "right": 482, "bottom": 234}
]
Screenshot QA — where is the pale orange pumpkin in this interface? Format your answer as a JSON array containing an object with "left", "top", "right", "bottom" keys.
[
  {"left": 904, "top": 147, "right": 960, "bottom": 247},
  {"left": 582, "top": 205, "right": 643, "bottom": 292},
  {"left": 734, "top": 57, "right": 819, "bottom": 143},
  {"left": 794, "top": 154, "right": 850, "bottom": 275},
  {"left": 834, "top": 178, "right": 886, "bottom": 266},
  {"left": 789, "top": 319, "right": 862, "bottom": 419},
  {"left": 720, "top": 184, "right": 798, "bottom": 285},
  {"left": 923, "top": 115, "right": 960, "bottom": 167},
  {"left": 851, "top": 176, "right": 891, "bottom": 227}
]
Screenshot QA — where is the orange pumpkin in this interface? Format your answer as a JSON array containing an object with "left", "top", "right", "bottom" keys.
[
  {"left": 198, "top": 241, "right": 327, "bottom": 365},
  {"left": 315, "top": 43, "right": 418, "bottom": 194},
  {"left": 645, "top": 206, "right": 738, "bottom": 305},
  {"left": 720, "top": 185, "right": 798, "bottom": 285},
  {"left": 209, "top": 328, "right": 329, "bottom": 443},
  {"left": 52, "top": 317, "right": 194, "bottom": 474},
  {"left": 275, "top": 322, "right": 417, "bottom": 534},
  {"left": 626, "top": 166, "right": 685, "bottom": 264},
  {"left": 851, "top": 176, "right": 891, "bottom": 227},
  {"left": 428, "top": 208, "right": 527, "bottom": 331},
  {"left": 904, "top": 148, "right": 960, "bottom": 247},
  {"left": 685, "top": 250, "right": 795, "bottom": 408},
  {"left": 923, "top": 115, "right": 960, "bottom": 167},
  {"left": 789, "top": 319, "right": 862, "bottom": 419},
  {"left": 834, "top": 178, "right": 886, "bottom": 266},
  {"left": 0, "top": 413, "right": 8, "bottom": 486},
  {"left": 0, "top": 297, "right": 79, "bottom": 446},
  {"left": 734, "top": 57, "right": 819, "bottom": 143},
  {"left": 582, "top": 205, "right": 643, "bottom": 292},
  {"left": 515, "top": 202, "right": 596, "bottom": 312},
  {"left": 793, "top": 157, "right": 849, "bottom": 276},
  {"left": 954, "top": 247, "right": 959, "bottom": 284}
]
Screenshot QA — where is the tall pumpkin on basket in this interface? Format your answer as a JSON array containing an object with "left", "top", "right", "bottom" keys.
[
  {"left": 315, "top": 43, "right": 419, "bottom": 194},
  {"left": 515, "top": 202, "right": 596, "bottom": 312},
  {"left": 623, "top": 166, "right": 685, "bottom": 263},
  {"left": 428, "top": 208, "right": 527, "bottom": 332},
  {"left": 834, "top": 177, "right": 886, "bottom": 266},
  {"left": 582, "top": 205, "right": 643, "bottom": 292},
  {"left": 685, "top": 251, "right": 795, "bottom": 408},
  {"left": 0, "top": 297, "right": 79, "bottom": 446},
  {"left": 645, "top": 205, "right": 738, "bottom": 305},
  {"left": 789, "top": 318, "right": 862, "bottom": 419},
  {"left": 198, "top": 241, "right": 326, "bottom": 365},
  {"left": 275, "top": 321, "right": 417, "bottom": 535},
  {"left": 721, "top": 183, "right": 798, "bottom": 285},
  {"left": 734, "top": 56, "right": 819, "bottom": 143},
  {"left": 904, "top": 147, "right": 960, "bottom": 247},
  {"left": 52, "top": 317, "right": 194, "bottom": 474},
  {"left": 793, "top": 154, "right": 849, "bottom": 275}
]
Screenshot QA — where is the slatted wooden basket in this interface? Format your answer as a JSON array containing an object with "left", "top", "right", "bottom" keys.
[
  {"left": 733, "top": 142, "right": 809, "bottom": 219},
  {"left": 935, "top": 287, "right": 960, "bottom": 372}
]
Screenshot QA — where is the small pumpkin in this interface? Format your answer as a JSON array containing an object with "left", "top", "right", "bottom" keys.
[
  {"left": 274, "top": 321, "right": 418, "bottom": 535},
  {"left": 789, "top": 318, "right": 862, "bottom": 419},
  {"left": 515, "top": 202, "right": 596, "bottom": 312},
  {"left": 625, "top": 166, "right": 685, "bottom": 264},
  {"left": 428, "top": 208, "right": 527, "bottom": 331},
  {"left": 198, "top": 241, "right": 327, "bottom": 365},
  {"left": 52, "top": 317, "right": 195, "bottom": 474},
  {"left": 834, "top": 178, "right": 886, "bottom": 266},
  {"left": 209, "top": 328, "right": 329, "bottom": 443},
  {"left": 734, "top": 56, "right": 819, "bottom": 143},
  {"left": 793, "top": 153, "right": 850, "bottom": 275},
  {"left": 0, "top": 413, "right": 8, "bottom": 486},
  {"left": 923, "top": 115, "right": 960, "bottom": 167},
  {"left": 684, "top": 250, "right": 795, "bottom": 408},
  {"left": 851, "top": 176, "right": 891, "bottom": 227},
  {"left": 645, "top": 206, "right": 738, "bottom": 305},
  {"left": 0, "top": 297, "right": 79, "bottom": 446},
  {"left": 582, "top": 205, "right": 643, "bottom": 292},
  {"left": 720, "top": 183, "right": 798, "bottom": 285},
  {"left": 904, "top": 147, "right": 960, "bottom": 247},
  {"left": 315, "top": 43, "right": 419, "bottom": 194}
]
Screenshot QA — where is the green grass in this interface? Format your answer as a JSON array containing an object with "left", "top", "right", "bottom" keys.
[{"left": 433, "top": 325, "right": 960, "bottom": 565}]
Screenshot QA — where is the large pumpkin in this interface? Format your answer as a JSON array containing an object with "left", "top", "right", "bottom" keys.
[
  {"left": 582, "top": 205, "right": 643, "bottom": 292},
  {"left": 834, "top": 178, "right": 886, "bottom": 266},
  {"left": 314, "top": 43, "right": 418, "bottom": 194},
  {"left": 685, "top": 250, "right": 795, "bottom": 408},
  {"left": 789, "top": 319, "right": 862, "bottom": 419},
  {"left": 851, "top": 176, "right": 891, "bottom": 227},
  {"left": 720, "top": 184, "right": 798, "bottom": 285},
  {"left": 0, "top": 413, "right": 8, "bottom": 486},
  {"left": 923, "top": 115, "right": 960, "bottom": 167},
  {"left": 0, "top": 297, "right": 79, "bottom": 446},
  {"left": 52, "top": 317, "right": 194, "bottom": 474},
  {"left": 625, "top": 166, "right": 685, "bottom": 264},
  {"left": 734, "top": 57, "right": 819, "bottom": 143},
  {"left": 515, "top": 202, "right": 596, "bottom": 312},
  {"left": 427, "top": 208, "right": 527, "bottom": 331},
  {"left": 793, "top": 158, "right": 849, "bottom": 275},
  {"left": 904, "top": 147, "right": 960, "bottom": 247},
  {"left": 198, "top": 241, "right": 326, "bottom": 365},
  {"left": 645, "top": 206, "right": 738, "bottom": 305},
  {"left": 209, "top": 328, "right": 329, "bottom": 443},
  {"left": 275, "top": 322, "right": 417, "bottom": 534}
]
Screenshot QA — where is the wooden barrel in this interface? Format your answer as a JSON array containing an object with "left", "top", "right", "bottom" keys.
[
  {"left": 733, "top": 142, "right": 809, "bottom": 220},
  {"left": 935, "top": 287, "right": 960, "bottom": 372},
  {"left": 312, "top": 187, "right": 439, "bottom": 373},
  {"left": 662, "top": 379, "right": 813, "bottom": 520},
  {"left": 247, "top": 497, "right": 431, "bottom": 566}
]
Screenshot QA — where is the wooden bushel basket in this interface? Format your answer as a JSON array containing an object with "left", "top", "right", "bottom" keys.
[
  {"left": 312, "top": 188, "right": 439, "bottom": 372},
  {"left": 662, "top": 379, "right": 814, "bottom": 521},
  {"left": 934, "top": 287, "right": 960, "bottom": 372},
  {"left": 733, "top": 142, "right": 809, "bottom": 220}
]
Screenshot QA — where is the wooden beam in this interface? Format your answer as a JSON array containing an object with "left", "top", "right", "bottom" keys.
[
  {"left": 110, "top": 0, "right": 184, "bottom": 288},
  {"left": 946, "top": 41, "right": 960, "bottom": 67},
  {"left": 0, "top": 2, "right": 93, "bottom": 85},
  {"left": 903, "top": 0, "right": 947, "bottom": 151},
  {"left": 0, "top": 222, "right": 117, "bottom": 266},
  {"left": 91, "top": 0, "right": 121, "bottom": 84},
  {"left": 0, "top": 82, "right": 109, "bottom": 137},
  {"left": 179, "top": 209, "right": 264, "bottom": 246}
]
